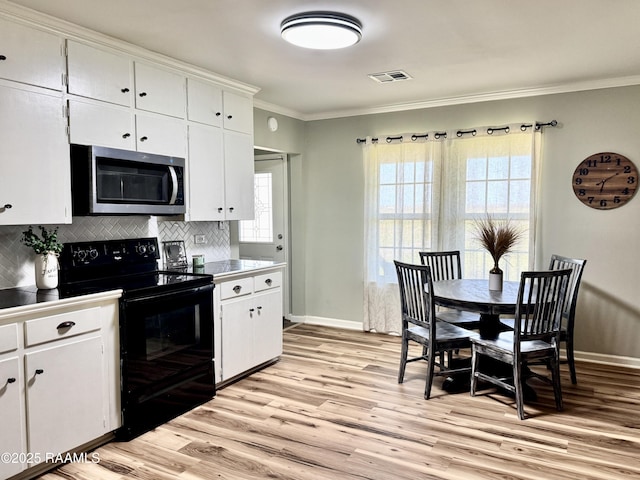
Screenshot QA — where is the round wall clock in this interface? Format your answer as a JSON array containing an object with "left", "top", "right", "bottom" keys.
[{"left": 572, "top": 152, "right": 638, "bottom": 210}]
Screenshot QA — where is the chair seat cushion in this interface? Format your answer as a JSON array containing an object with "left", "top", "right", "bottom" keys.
[{"left": 472, "top": 331, "right": 554, "bottom": 354}]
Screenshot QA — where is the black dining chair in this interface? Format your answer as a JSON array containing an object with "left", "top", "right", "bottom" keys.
[
  {"left": 394, "top": 260, "right": 477, "bottom": 399},
  {"left": 501, "top": 254, "right": 586, "bottom": 384},
  {"left": 470, "top": 268, "right": 572, "bottom": 420},
  {"left": 419, "top": 250, "right": 480, "bottom": 329}
]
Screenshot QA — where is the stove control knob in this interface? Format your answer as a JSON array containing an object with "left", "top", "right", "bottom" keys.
[
  {"left": 89, "top": 248, "right": 99, "bottom": 260},
  {"left": 75, "top": 249, "right": 88, "bottom": 261},
  {"left": 137, "top": 245, "right": 147, "bottom": 255},
  {"left": 147, "top": 244, "right": 156, "bottom": 254}
]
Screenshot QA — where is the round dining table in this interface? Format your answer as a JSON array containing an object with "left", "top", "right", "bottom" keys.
[{"left": 431, "top": 279, "right": 520, "bottom": 339}]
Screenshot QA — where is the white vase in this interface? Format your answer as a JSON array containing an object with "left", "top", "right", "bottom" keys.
[
  {"left": 488, "top": 265, "right": 503, "bottom": 291},
  {"left": 34, "top": 252, "right": 59, "bottom": 289}
]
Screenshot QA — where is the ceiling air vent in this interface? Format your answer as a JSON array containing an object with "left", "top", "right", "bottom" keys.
[{"left": 368, "top": 70, "right": 413, "bottom": 83}]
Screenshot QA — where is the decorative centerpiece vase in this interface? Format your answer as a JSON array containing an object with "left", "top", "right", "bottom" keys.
[
  {"left": 472, "top": 215, "right": 523, "bottom": 292},
  {"left": 35, "top": 252, "right": 59, "bottom": 289},
  {"left": 21, "top": 226, "right": 63, "bottom": 290},
  {"left": 488, "top": 264, "right": 503, "bottom": 292}
]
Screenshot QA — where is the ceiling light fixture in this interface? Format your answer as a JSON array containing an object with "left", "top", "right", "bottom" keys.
[{"left": 280, "top": 11, "right": 362, "bottom": 50}]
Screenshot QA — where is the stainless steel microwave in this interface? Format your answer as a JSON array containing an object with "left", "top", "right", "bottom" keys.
[{"left": 70, "top": 144, "right": 186, "bottom": 216}]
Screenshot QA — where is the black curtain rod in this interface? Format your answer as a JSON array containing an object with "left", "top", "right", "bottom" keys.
[{"left": 356, "top": 120, "right": 558, "bottom": 144}]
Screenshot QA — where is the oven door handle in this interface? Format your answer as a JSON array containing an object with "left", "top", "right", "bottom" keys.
[
  {"left": 168, "top": 166, "right": 179, "bottom": 205},
  {"left": 122, "top": 283, "right": 214, "bottom": 306}
]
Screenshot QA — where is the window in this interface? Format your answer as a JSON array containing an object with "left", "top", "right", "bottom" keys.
[
  {"left": 363, "top": 127, "right": 541, "bottom": 333},
  {"left": 239, "top": 172, "right": 273, "bottom": 243}
]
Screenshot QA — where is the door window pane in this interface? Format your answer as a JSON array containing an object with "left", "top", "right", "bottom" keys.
[{"left": 239, "top": 173, "right": 273, "bottom": 243}]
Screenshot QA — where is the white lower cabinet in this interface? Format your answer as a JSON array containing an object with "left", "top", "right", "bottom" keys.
[
  {"left": 0, "top": 356, "right": 25, "bottom": 479},
  {"left": 215, "top": 268, "right": 283, "bottom": 384},
  {"left": 25, "top": 335, "right": 105, "bottom": 459},
  {"left": 0, "top": 292, "right": 121, "bottom": 480}
]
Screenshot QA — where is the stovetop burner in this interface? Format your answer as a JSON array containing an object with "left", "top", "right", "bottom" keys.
[{"left": 59, "top": 237, "right": 213, "bottom": 297}]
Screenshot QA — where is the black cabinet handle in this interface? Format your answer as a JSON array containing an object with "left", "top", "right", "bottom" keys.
[
  {"left": 140, "top": 136, "right": 148, "bottom": 142},
  {"left": 233, "top": 285, "right": 242, "bottom": 294},
  {"left": 229, "top": 207, "right": 234, "bottom": 212},
  {"left": 35, "top": 369, "right": 44, "bottom": 375},
  {"left": 0, "top": 55, "right": 6, "bottom": 61},
  {"left": 227, "top": 115, "right": 233, "bottom": 120},
  {"left": 265, "top": 279, "right": 272, "bottom": 286},
  {"left": 257, "top": 306, "right": 262, "bottom": 310},
  {"left": 56, "top": 321, "right": 75, "bottom": 329},
  {"left": 121, "top": 87, "right": 130, "bottom": 93},
  {"left": 2, "top": 204, "right": 11, "bottom": 209},
  {"left": 139, "top": 92, "right": 147, "bottom": 97},
  {"left": 215, "top": 112, "right": 221, "bottom": 117},
  {"left": 249, "top": 308, "right": 255, "bottom": 312},
  {"left": 217, "top": 207, "right": 223, "bottom": 213},
  {"left": 122, "top": 133, "right": 131, "bottom": 139},
  {"left": 7, "top": 377, "right": 16, "bottom": 384}
]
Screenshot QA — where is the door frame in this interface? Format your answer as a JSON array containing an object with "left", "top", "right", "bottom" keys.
[{"left": 233, "top": 153, "right": 291, "bottom": 320}]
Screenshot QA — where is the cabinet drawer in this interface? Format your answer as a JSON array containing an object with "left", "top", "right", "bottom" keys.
[
  {"left": 219, "top": 277, "right": 253, "bottom": 300},
  {"left": 254, "top": 271, "right": 282, "bottom": 292},
  {"left": 24, "top": 307, "right": 101, "bottom": 347},
  {"left": 0, "top": 323, "right": 19, "bottom": 354}
]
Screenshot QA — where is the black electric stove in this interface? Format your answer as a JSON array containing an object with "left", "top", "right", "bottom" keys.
[{"left": 59, "top": 237, "right": 216, "bottom": 440}]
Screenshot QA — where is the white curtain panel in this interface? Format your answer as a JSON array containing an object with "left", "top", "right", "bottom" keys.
[{"left": 362, "top": 125, "right": 542, "bottom": 334}]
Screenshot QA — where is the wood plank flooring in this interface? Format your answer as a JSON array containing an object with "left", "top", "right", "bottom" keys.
[{"left": 39, "top": 324, "right": 640, "bottom": 480}]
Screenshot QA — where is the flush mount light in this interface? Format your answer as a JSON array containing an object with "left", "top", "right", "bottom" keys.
[{"left": 280, "top": 11, "right": 362, "bottom": 50}]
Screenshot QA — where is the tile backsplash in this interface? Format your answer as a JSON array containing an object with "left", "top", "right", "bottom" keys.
[{"left": 0, "top": 216, "right": 230, "bottom": 289}]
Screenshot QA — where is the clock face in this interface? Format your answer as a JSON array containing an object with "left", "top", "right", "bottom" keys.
[{"left": 572, "top": 152, "right": 638, "bottom": 210}]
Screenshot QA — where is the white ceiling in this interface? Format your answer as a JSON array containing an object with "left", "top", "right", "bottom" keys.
[{"left": 7, "top": 0, "right": 640, "bottom": 120}]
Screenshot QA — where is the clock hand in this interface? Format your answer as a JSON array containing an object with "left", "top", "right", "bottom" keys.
[{"left": 595, "top": 172, "right": 620, "bottom": 193}]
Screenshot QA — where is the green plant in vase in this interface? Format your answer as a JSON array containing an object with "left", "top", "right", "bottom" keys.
[
  {"left": 21, "top": 226, "right": 64, "bottom": 289},
  {"left": 472, "top": 215, "right": 524, "bottom": 291}
]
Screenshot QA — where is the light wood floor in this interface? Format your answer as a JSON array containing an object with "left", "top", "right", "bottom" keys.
[{"left": 39, "top": 324, "right": 640, "bottom": 480}]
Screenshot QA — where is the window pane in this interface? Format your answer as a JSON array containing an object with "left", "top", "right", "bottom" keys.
[{"left": 239, "top": 172, "right": 273, "bottom": 243}]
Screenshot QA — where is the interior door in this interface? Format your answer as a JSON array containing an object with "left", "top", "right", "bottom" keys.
[{"left": 238, "top": 154, "right": 289, "bottom": 318}]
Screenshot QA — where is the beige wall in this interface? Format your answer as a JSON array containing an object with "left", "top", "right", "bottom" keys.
[{"left": 256, "top": 85, "right": 640, "bottom": 361}]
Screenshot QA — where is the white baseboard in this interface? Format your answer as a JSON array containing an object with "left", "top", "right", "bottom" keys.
[{"left": 288, "top": 315, "right": 640, "bottom": 369}]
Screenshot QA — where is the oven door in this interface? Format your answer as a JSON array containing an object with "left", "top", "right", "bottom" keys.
[{"left": 119, "top": 283, "right": 215, "bottom": 437}]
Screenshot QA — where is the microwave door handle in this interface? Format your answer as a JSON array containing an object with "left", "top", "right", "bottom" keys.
[{"left": 168, "top": 166, "right": 178, "bottom": 205}]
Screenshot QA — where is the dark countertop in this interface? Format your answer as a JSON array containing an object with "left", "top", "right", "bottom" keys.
[
  {"left": 198, "top": 259, "right": 285, "bottom": 277},
  {"left": 0, "top": 285, "right": 62, "bottom": 310},
  {"left": 0, "top": 259, "right": 283, "bottom": 311}
]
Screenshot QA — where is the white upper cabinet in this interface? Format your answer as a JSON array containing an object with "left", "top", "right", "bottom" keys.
[
  {"left": 223, "top": 130, "right": 255, "bottom": 220},
  {"left": 187, "top": 78, "right": 223, "bottom": 127},
  {"left": 66, "top": 40, "right": 132, "bottom": 106},
  {"left": 0, "top": 84, "right": 70, "bottom": 226},
  {"left": 134, "top": 62, "right": 185, "bottom": 118},
  {"left": 136, "top": 112, "right": 186, "bottom": 157},
  {"left": 0, "top": 17, "right": 64, "bottom": 90},
  {"left": 222, "top": 90, "right": 253, "bottom": 135},
  {"left": 187, "top": 78, "right": 253, "bottom": 134},
  {"left": 187, "top": 124, "right": 225, "bottom": 221},
  {"left": 68, "top": 99, "right": 135, "bottom": 150}
]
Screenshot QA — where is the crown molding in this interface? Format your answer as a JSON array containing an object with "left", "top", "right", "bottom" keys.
[
  {"left": 0, "top": 1, "right": 260, "bottom": 96},
  {"left": 258, "top": 75, "right": 640, "bottom": 122}
]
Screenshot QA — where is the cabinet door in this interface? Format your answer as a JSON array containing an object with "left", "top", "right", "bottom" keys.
[
  {"left": 252, "top": 290, "right": 283, "bottom": 366},
  {"left": 67, "top": 40, "right": 132, "bottom": 106},
  {"left": 223, "top": 130, "right": 255, "bottom": 220},
  {"left": 0, "top": 17, "right": 64, "bottom": 90},
  {"left": 222, "top": 91, "right": 253, "bottom": 134},
  {"left": 0, "top": 84, "right": 70, "bottom": 225},
  {"left": 134, "top": 62, "right": 185, "bottom": 118},
  {"left": 68, "top": 99, "right": 135, "bottom": 150},
  {"left": 0, "top": 356, "right": 26, "bottom": 478},
  {"left": 220, "top": 297, "right": 255, "bottom": 381},
  {"left": 187, "top": 78, "right": 223, "bottom": 127},
  {"left": 136, "top": 113, "right": 186, "bottom": 157},
  {"left": 187, "top": 124, "right": 225, "bottom": 221},
  {"left": 25, "top": 335, "right": 106, "bottom": 459}
]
